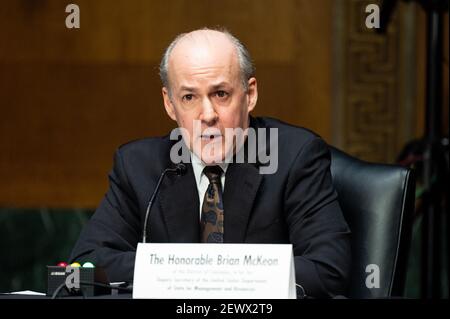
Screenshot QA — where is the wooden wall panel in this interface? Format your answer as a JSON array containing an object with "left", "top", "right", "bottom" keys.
[
  {"left": 0, "top": 0, "right": 333, "bottom": 207},
  {"left": 0, "top": 63, "right": 175, "bottom": 206},
  {"left": 332, "top": 0, "right": 425, "bottom": 163},
  {"left": 414, "top": 9, "right": 449, "bottom": 139}
]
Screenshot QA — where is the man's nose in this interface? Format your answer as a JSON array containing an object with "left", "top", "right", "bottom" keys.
[{"left": 200, "top": 97, "right": 218, "bottom": 125}]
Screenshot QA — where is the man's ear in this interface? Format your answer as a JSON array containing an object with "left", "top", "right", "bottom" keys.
[
  {"left": 162, "top": 87, "right": 177, "bottom": 122},
  {"left": 246, "top": 77, "right": 258, "bottom": 113}
]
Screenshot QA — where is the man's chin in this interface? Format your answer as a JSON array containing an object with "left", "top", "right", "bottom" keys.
[
  {"left": 192, "top": 144, "right": 232, "bottom": 165},
  {"left": 199, "top": 155, "right": 225, "bottom": 165}
]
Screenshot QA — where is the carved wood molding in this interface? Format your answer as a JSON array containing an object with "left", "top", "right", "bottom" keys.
[{"left": 333, "top": 0, "right": 417, "bottom": 163}]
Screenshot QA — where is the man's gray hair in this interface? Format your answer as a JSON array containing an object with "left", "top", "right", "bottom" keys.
[{"left": 159, "top": 27, "right": 255, "bottom": 93}]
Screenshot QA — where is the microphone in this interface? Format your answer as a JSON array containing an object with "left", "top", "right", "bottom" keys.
[
  {"left": 174, "top": 162, "right": 187, "bottom": 176},
  {"left": 142, "top": 163, "right": 187, "bottom": 243}
]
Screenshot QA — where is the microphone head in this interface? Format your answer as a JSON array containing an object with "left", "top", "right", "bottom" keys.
[{"left": 175, "top": 163, "right": 187, "bottom": 176}]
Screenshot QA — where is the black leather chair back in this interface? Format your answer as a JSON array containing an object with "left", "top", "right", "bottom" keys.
[{"left": 329, "top": 147, "right": 415, "bottom": 298}]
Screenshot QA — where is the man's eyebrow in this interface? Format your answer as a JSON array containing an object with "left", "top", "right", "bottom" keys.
[
  {"left": 178, "top": 83, "right": 231, "bottom": 92},
  {"left": 210, "top": 82, "right": 231, "bottom": 90},
  {"left": 179, "top": 85, "right": 197, "bottom": 92}
]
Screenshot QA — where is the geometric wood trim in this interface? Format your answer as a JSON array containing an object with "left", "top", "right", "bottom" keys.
[{"left": 332, "top": 0, "right": 417, "bottom": 163}]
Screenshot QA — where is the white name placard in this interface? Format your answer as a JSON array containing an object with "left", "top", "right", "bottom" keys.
[{"left": 133, "top": 243, "right": 296, "bottom": 299}]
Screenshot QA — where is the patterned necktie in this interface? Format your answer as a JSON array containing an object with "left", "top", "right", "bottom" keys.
[{"left": 200, "top": 166, "right": 224, "bottom": 243}]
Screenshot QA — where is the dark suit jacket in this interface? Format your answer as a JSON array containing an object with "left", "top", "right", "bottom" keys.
[{"left": 70, "top": 116, "right": 351, "bottom": 298}]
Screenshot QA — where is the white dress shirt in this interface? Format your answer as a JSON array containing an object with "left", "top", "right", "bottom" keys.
[{"left": 190, "top": 152, "right": 228, "bottom": 219}]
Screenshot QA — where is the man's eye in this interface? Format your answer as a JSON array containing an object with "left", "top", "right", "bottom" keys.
[
  {"left": 182, "top": 94, "right": 194, "bottom": 101},
  {"left": 216, "top": 91, "right": 228, "bottom": 98}
]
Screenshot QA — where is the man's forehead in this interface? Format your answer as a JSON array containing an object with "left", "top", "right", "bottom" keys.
[
  {"left": 168, "top": 31, "right": 238, "bottom": 71},
  {"left": 176, "top": 29, "right": 233, "bottom": 50}
]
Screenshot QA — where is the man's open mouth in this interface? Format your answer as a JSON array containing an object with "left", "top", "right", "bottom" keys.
[{"left": 200, "top": 134, "right": 222, "bottom": 141}]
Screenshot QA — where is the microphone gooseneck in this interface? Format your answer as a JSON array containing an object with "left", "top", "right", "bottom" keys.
[
  {"left": 142, "top": 163, "right": 187, "bottom": 243},
  {"left": 174, "top": 163, "right": 187, "bottom": 176}
]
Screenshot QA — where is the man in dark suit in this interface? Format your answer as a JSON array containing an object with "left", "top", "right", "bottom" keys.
[{"left": 70, "top": 28, "right": 351, "bottom": 298}]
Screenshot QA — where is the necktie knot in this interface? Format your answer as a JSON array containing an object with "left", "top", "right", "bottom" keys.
[{"left": 203, "top": 165, "right": 223, "bottom": 183}]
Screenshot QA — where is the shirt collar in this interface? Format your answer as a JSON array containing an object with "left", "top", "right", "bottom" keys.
[{"left": 190, "top": 152, "right": 228, "bottom": 186}]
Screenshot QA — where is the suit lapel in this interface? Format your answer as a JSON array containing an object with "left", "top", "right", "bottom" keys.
[
  {"left": 159, "top": 163, "right": 200, "bottom": 242},
  {"left": 157, "top": 116, "right": 266, "bottom": 243},
  {"left": 223, "top": 162, "right": 263, "bottom": 242},
  {"left": 222, "top": 116, "right": 266, "bottom": 242},
  {"left": 158, "top": 160, "right": 263, "bottom": 243}
]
